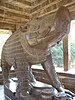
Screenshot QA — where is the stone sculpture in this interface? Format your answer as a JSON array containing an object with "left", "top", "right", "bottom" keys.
[{"left": 1, "top": 6, "right": 74, "bottom": 99}]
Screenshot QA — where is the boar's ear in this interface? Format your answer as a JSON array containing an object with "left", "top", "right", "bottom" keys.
[{"left": 54, "top": 6, "right": 71, "bottom": 34}]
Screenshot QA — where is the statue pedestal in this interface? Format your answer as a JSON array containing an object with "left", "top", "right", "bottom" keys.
[
  {"left": 4, "top": 78, "right": 57, "bottom": 100},
  {"left": 4, "top": 78, "right": 75, "bottom": 100},
  {"left": 4, "top": 78, "right": 17, "bottom": 100}
]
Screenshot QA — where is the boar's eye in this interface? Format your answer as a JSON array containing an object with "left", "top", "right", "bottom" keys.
[{"left": 20, "top": 25, "right": 28, "bottom": 32}]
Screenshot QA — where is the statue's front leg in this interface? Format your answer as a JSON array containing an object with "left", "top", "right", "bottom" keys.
[
  {"left": 41, "top": 52, "right": 64, "bottom": 92},
  {"left": 41, "top": 52, "right": 75, "bottom": 99},
  {"left": 29, "top": 67, "right": 36, "bottom": 82},
  {"left": 15, "top": 60, "right": 32, "bottom": 99}
]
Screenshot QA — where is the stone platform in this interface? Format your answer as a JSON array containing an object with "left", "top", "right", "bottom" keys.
[
  {"left": 4, "top": 78, "right": 57, "bottom": 100},
  {"left": 4, "top": 78, "right": 75, "bottom": 100},
  {"left": 4, "top": 78, "right": 17, "bottom": 100}
]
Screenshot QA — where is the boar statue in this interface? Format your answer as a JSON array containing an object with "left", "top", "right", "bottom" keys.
[{"left": 1, "top": 6, "right": 74, "bottom": 99}]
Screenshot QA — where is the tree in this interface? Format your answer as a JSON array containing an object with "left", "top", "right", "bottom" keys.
[
  {"left": 51, "top": 41, "right": 63, "bottom": 67},
  {"left": 70, "top": 42, "right": 75, "bottom": 62},
  {"left": 51, "top": 40, "right": 75, "bottom": 67}
]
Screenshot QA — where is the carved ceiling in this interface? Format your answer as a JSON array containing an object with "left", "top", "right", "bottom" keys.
[{"left": 0, "top": 0, "right": 75, "bottom": 32}]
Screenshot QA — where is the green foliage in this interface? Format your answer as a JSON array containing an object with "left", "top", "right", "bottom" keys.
[
  {"left": 51, "top": 42, "right": 63, "bottom": 67},
  {"left": 51, "top": 40, "right": 75, "bottom": 67},
  {"left": 70, "top": 42, "right": 75, "bottom": 62}
]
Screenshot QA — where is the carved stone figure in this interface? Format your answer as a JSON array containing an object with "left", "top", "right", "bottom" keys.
[{"left": 1, "top": 6, "right": 73, "bottom": 99}]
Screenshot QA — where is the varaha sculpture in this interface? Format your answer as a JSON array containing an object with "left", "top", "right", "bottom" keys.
[{"left": 1, "top": 6, "right": 74, "bottom": 99}]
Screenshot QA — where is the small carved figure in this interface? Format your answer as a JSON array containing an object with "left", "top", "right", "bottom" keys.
[{"left": 1, "top": 6, "right": 74, "bottom": 99}]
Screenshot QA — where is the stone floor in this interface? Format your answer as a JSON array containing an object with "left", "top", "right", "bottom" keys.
[{"left": 0, "top": 85, "right": 5, "bottom": 100}]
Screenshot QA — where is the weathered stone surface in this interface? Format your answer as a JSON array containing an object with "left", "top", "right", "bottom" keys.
[{"left": 1, "top": 6, "right": 72, "bottom": 100}]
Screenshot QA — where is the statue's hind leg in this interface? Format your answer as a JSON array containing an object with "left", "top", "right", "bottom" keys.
[{"left": 1, "top": 58, "right": 11, "bottom": 84}]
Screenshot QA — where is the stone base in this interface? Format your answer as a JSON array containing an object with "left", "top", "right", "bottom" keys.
[
  {"left": 4, "top": 78, "right": 17, "bottom": 100},
  {"left": 4, "top": 78, "right": 59, "bottom": 100},
  {"left": 4, "top": 78, "right": 56, "bottom": 100}
]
